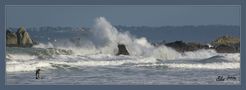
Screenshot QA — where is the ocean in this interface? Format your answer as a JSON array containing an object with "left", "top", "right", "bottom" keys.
[{"left": 6, "top": 17, "right": 240, "bottom": 85}]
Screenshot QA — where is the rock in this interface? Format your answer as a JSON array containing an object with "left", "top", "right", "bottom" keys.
[
  {"left": 116, "top": 44, "right": 129, "bottom": 55},
  {"left": 211, "top": 36, "right": 240, "bottom": 53},
  {"left": 211, "top": 36, "right": 240, "bottom": 46},
  {"left": 187, "top": 42, "right": 209, "bottom": 50},
  {"left": 215, "top": 45, "right": 238, "bottom": 53},
  {"left": 6, "top": 27, "right": 35, "bottom": 47},
  {"left": 15, "top": 27, "right": 33, "bottom": 47},
  {"left": 165, "top": 41, "right": 209, "bottom": 52},
  {"left": 154, "top": 35, "right": 239, "bottom": 53},
  {"left": 165, "top": 41, "right": 187, "bottom": 52},
  {"left": 6, "top": 30, "right": 18, "bottom": 47}
]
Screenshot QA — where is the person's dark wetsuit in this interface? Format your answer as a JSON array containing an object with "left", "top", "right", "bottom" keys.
[{"left": 35, "top": 69, "right": 41, "bottom": 79}]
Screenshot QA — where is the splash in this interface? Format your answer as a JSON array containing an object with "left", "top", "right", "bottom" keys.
[
  {"left": 84, "top": 17, "right": 181, "bottom": 59},
  {"left": 29, "top": 17, "right": 221, "bottom": 60}
]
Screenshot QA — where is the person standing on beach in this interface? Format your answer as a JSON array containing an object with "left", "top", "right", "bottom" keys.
[{"left": 35, "top": 69, "right": 41, "bottom": 79}]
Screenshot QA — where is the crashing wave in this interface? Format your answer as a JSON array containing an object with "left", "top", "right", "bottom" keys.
[{"left": 6, "top": 17, "right": 240, "bottom": 73}]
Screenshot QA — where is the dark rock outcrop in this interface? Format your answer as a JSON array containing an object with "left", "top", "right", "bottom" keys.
[
  {"left": 155, "top": 35, "right": 240, "bottom": 53},
  {"left": 211, "top": 36, "right": 240, "bottom": 46},
  {"left": 116, "top": 44, "right": 129, "bottom": 55},
  {"left": 211, "top": 36, "right": 240, "bottom": 53},
  {"left": 6, "top": 27, "right": 35, "bottom": 47},
  {"left": 165, "top": 41, "right": 209, "bottom": 52},
  {"left": 215, "top": 45, "right": 238, "bottom": 53}
]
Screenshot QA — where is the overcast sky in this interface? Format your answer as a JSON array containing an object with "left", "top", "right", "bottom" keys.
[{"left": 6, "top": 5, "right": 240, "bottom": 28}]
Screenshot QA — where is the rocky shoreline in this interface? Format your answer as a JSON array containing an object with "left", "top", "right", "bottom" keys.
[
  {"left": 154, "top": 36, "right": 240, "bottom": 53},
  {"left": 6, "top": 27, "right": 240, "bottom": 53}
]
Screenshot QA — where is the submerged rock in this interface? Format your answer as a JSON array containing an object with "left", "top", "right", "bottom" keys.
[{"left": 116, "top": 44, "right": 129, "bottom": 55}]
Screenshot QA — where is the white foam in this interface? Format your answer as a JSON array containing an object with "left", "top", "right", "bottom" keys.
[
  {"left": 6, "top": 52, "right": 240, "bottom": 72},
  {"left": 165, "top": 62, "right": 240, "bottom": 69},
  {"left": 6, "top": 61, "right": 53, "bottom": 72},
  {"left": 220, "top": 53, "right": 240, "bottom": 62},
  {"left": 30, "top": 17, "right": 179, "bottom": 60},
  {"left": 51, "top": 57, "right": 157, "bottom": 67},
  {"left": 6, "top": 54, "right": 158, "bottom": 72},
  {"left": 86, "top": 17, "right": 182, "bottom": 60},
  {"left": 178, "top": 49, "right": 218, "bottom": 60},
  {"left": 6, "top": 54, "right": 37, "bottom": 61},
  {"left": 152, "top": 46, "right": 181, "bottom": 60},
  {"left": 27, "top": 17, "right": 227, "bottom": 61},
  {"left": 33, "top": 42, "right": 54, "bottom": 48}
]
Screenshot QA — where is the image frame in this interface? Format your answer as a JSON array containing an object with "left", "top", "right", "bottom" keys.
[{"left": 0, "top": 0, "right": 245, "bottom": 90}]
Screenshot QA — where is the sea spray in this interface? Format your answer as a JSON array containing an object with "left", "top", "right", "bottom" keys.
[
  {"left": 29, "top": 17, "right": 222, "bottom": 60},
  {"left": 87, "top": 17, "right": 182, "bottom": 59}
]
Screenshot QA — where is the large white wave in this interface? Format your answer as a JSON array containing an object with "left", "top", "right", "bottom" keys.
[{"left": 31, "top": 17, "right": 197, "bottom": 60}]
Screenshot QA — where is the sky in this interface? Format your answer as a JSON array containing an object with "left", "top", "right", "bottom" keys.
[{"left": 6, "top": 5, "right": 240, "bottom": 28}]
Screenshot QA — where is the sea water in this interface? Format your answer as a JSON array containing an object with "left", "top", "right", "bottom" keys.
[
  {"left": 6, "top": 17, "right": 240, "bottom": 85},
  {"left": 6, "top": 50, "right": 240, "bottom": 85}
]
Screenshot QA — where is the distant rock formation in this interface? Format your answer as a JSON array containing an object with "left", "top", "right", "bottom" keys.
[
  {"left": 211, "top": 36, "right": 240, "bottom": 53},
  {"left": 211, "top": 36, "right": 239, "bottom": 46},
  {"left": 155, "top": 35, "right": 240, "bottom": 53},
  {"left": 116, "top": 44, "right": 129, "bottom": 55},
  {"left": 165, "top": 41, "right": 209, "bottom": 52},
  {"left": 6, "top": 27, "right": 36, "bottom": 47}
]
